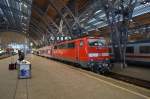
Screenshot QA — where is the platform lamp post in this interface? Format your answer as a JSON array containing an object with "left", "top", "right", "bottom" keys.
[
  {"left": 30, "top": 42, "right": 33, "bottom": 51},
  {"left": 0, "top": 38, "right": 1, "bottom": 50}
]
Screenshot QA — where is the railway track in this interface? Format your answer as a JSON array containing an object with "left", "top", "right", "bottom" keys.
[{"left": 104, "top": 72, "right": 150, "bottom": 89}]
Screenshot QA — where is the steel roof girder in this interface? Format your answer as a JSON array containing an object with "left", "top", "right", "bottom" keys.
[{"left": 32, "top": 4, "right": 60, "bottom": 31}]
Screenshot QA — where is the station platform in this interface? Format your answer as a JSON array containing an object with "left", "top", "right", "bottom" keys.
[{"left": 0, "top": 55, "right": 150, "bottom": 99}]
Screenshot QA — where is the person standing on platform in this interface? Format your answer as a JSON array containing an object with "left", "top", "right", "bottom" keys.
[{"left": 18, "top": 50, "right": 25, "bottom": 61}]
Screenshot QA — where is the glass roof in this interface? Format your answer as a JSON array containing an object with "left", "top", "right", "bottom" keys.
[
  {"left": 80, "top": 1, "right": 150, "bottom": 32},
  {"left": 0, "top": 0, "right": 32, "bottom": 33}
]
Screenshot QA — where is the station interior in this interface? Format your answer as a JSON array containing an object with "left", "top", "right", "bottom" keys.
[{"left": 0, "top": 0, "right": 150, "bottom": 99}]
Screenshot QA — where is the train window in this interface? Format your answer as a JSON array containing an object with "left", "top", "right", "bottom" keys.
[
  {"left": 62, "top": 44, "right": 66, "bottom": 49},
  {"left": 68, "top": 42, "right": 75, "bottom": 48},
  {"left": 58, "top": 44, "right": 63, "bottom": 49},
  {"left": 139, "top": 46, "right": 150, "bottom": 53},
  {"left": 80, "top": 40, "right": 84, "bottom": 47},
  {"left": 57, "top": 45, "right": 61, "bottom": 49},
  {"left": 109, "top": 48, "right": 112, "bottom": 53},
  {"left": 54, "top": 46, "right": 57, "bottom": 49},
  {"left": 126, "top": 47, "right": 134, "bottom": 53},
  {"left": 88, "top": 39, "right": 106, "bottom": 46}
]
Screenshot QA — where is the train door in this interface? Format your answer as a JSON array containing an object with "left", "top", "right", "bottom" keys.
[
  {"left": 78, "top": 40, "right": 85, "bottom": 61},
  {"left": 75, "top": 40, "right": 84, "bottom": 62},
  {"left": 75, "top": 41, "right": 80, "bottom": 62},
  {"left": 75, "top": 39, "right": 87, "bottom": 65}
]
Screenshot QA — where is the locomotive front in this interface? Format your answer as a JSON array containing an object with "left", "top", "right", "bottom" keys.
[{"left": 87, "top": 37, "right": 111, "bottom": 73}]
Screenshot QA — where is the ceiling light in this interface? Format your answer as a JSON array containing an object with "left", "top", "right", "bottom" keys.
[
  {"left": 88, "top": 18, "right": 96, "bottom": 23},
  {"left": 99, "top": 14, "right": 105, "bottom": 18},
  {"left": 95, "top": 10, "right": 102, "bottom": 14},
  {"left": 93, "top": 21, "right": 103, "bottom": 25},
  {"left": 23, "top": 4, "right": 27, "bottom": 8}
]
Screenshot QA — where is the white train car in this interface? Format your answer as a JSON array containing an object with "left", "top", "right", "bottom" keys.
[
  {"left": 109, "top": 40, "right": 150, "bottom": 66},
  {"left": 126, "top": 40, "right": 150, "bottom": 65}
]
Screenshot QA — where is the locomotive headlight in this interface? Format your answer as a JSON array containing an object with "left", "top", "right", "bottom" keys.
[{"left": 88, "top": 53, "right": 99, "bottom": 57}]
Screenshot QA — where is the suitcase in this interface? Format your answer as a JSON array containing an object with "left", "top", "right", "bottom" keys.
[
  {"left": 9, "top": 63, "right": 16, "bottom": 70},
  {"left": 9, "top": 53, "right": 17, "bottom": 70}
]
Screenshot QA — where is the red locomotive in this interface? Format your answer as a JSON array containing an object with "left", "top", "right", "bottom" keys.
[{"left": 37, "top": 36, "right": 111, "bottom": 73}]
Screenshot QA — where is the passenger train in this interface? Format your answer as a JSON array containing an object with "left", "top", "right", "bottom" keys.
[
  {"left": 36, "top": 36, "right": 112, "bottom": 73},
  {"left": 125, "top": 40, "right": 150, "bottom": 65},
  {"left": 109, "top": 39, "right": 150, "bottom": 66}
]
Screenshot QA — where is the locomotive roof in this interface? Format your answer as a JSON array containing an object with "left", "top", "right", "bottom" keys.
[{"left": 55, "top": 36, "right": 103, "bottom": 45}]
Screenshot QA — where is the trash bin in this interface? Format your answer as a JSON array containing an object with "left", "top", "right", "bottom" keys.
[{"left": 18, "top": 60, "right": 31, "bottom": 79}]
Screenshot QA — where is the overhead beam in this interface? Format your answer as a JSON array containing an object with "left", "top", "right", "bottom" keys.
[{"left": 48, "top": 0, "right": 73, "bottom": 36}]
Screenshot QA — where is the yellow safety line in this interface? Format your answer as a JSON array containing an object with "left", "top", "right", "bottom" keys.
[{"left": 78, "top": 71, "right": 150, "bottom": 99}]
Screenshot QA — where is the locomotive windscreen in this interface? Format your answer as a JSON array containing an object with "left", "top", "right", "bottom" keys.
[{"left": 88, "top": 38, "right": 106, "bottom": 46}]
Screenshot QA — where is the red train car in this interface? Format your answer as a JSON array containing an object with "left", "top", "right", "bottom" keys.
[
  {"left": 38, "top": 46, "right": 53, "bottom": 58},
  {"left": 38, "top": 36, "right": 111, "bottom": 73}
]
